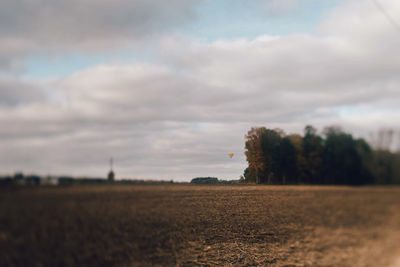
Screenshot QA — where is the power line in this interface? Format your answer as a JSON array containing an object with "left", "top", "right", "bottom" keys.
[{"left": 372, "top": 0, "right": 400, "bottom": 33}]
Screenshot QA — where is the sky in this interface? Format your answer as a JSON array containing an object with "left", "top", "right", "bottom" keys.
[{"left": 1, "top": 0, "right": 400, "bottom": 181}]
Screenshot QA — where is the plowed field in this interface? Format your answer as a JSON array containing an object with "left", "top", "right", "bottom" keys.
[{"left": 1, "top": 185, "right": 399, "bottom": 266}]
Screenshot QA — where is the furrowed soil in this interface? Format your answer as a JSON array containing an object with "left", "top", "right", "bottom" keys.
[{"left": 1, "top": 185, "right": 400, "bottom": 266}]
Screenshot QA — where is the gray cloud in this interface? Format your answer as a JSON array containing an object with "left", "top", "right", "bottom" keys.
[
  {"left": 0, "top": 76, "right": 45, "bottom": 106},
  {"left": 1, "top": 0, "right": 400, "bottom": 180},
  {"left": 0, "top": 0, "right": 200, "bottom": 73},
  {"left": 0, "top": 0, "right": 198, "bottom": 46}
]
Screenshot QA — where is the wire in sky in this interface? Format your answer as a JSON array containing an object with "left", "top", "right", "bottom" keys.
[{"left": 372, "top": 0, "right": 400, "bottom": 33}]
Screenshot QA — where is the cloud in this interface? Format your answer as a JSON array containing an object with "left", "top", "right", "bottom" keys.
[
  {"left": 0, "top": 0, "right": 200, "bottom": 73},
  {"left": 318, "top": 0, "right": 400, "bottom": 41},
  {"left": 0, "top": 0, "right": 198, "bottom": 47},
  {"left": 262, "top": 0, "right": 301, "bottom": 15},
  {"left": 0, "top": 76, "right": 45, "bottom": 106},
  {"left": 1, "top": 0, "right": 400, "bottom": 179}
]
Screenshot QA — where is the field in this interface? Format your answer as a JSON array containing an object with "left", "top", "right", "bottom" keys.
[{"left": 1, "top": 185, "right": 400, "bottom": 266}]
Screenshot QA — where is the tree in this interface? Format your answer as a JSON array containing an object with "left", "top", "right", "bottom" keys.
[
  {"left": 302, "top": 125, "right": 323, "bottom": 184},
  {"left": 243, "top": 125, "right": 395, "bottom": 185},
  {"left": 371, "top": 150, "right": 394, "bottom": 184},
  {"left": 288, "top": 134, "right": 307, "bottom": 184},
  {"left": 244, "top": 127, "right": 283, "bottom": 184},
  {"left": 259, "top": 128, "right": 282, "bottom": 184},
  {"left": 323, "top": 127, "right": 372, "bottom": 185},
  {"left": 277, "top": 137, "right": 297, "bottom": 184},
  {"left": 245, "top": 127, "right": 267, "bottom": 184},
  {"left": 355, "top": 138, "right": 374, "bottom": 184}
]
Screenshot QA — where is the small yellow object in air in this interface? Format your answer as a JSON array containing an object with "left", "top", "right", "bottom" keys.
[{"left": 228, "top": 152, "right": 234, "bottom": 158}]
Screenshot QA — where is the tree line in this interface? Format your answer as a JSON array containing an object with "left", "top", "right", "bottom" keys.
[{"left": 244, "top": 126, "right": 400, "bottom": 185}]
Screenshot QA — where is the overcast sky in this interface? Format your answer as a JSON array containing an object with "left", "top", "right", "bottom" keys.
[{"left": 1, "top": 0, "right": 400, "bottom": 180}]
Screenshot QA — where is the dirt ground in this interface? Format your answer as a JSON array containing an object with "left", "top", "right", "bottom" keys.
[{"left": 0, "top": 185, "right": 399, "bottom": 266}]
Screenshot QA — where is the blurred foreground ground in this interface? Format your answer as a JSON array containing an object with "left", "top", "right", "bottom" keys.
[{"left": 1, "top": 185, "right": 399, "bottom": 266}]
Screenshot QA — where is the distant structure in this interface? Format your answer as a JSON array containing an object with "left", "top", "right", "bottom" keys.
[
  {"left": 107, "top": 157, "right": 115, "bottom": 182},
  {"left": 40, "top": 176, "right": 59, "bottom": 186},
  {"left": 190, "top": 177, "right": 219, "bottom": 184}
]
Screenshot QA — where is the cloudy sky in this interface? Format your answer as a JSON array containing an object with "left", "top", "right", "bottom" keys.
[{"left": 1, "top": 0, "right": 400, "bottom": 180}]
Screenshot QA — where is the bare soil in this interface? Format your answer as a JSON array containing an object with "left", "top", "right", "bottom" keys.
[{"left": 0, "top": 185, "right": 399, "bottom": 266}]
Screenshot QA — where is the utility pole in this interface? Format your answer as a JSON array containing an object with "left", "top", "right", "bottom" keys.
[{"left": 107, "top": 157, "right": 115, "bottom": 182}]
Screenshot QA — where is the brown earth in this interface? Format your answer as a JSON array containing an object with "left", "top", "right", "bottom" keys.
[{"left": 0, "top": 185, "right": 399, "bottom": 266}]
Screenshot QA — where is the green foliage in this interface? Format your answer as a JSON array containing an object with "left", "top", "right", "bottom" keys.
[
  {"left": 322, "top": 128, "right": 372, "bottom": 185},
  {"left": 244, "top": 128, "right": 281, "bottom": 184},
  {"left": 371, "top": 150, "right": 396, "bottom": 184},
  {"left": 244, "top": 125, "right": 399, "bottom": 185},
  {"left": 302, "top": 125, "right": 323, "bottom": 184}
]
